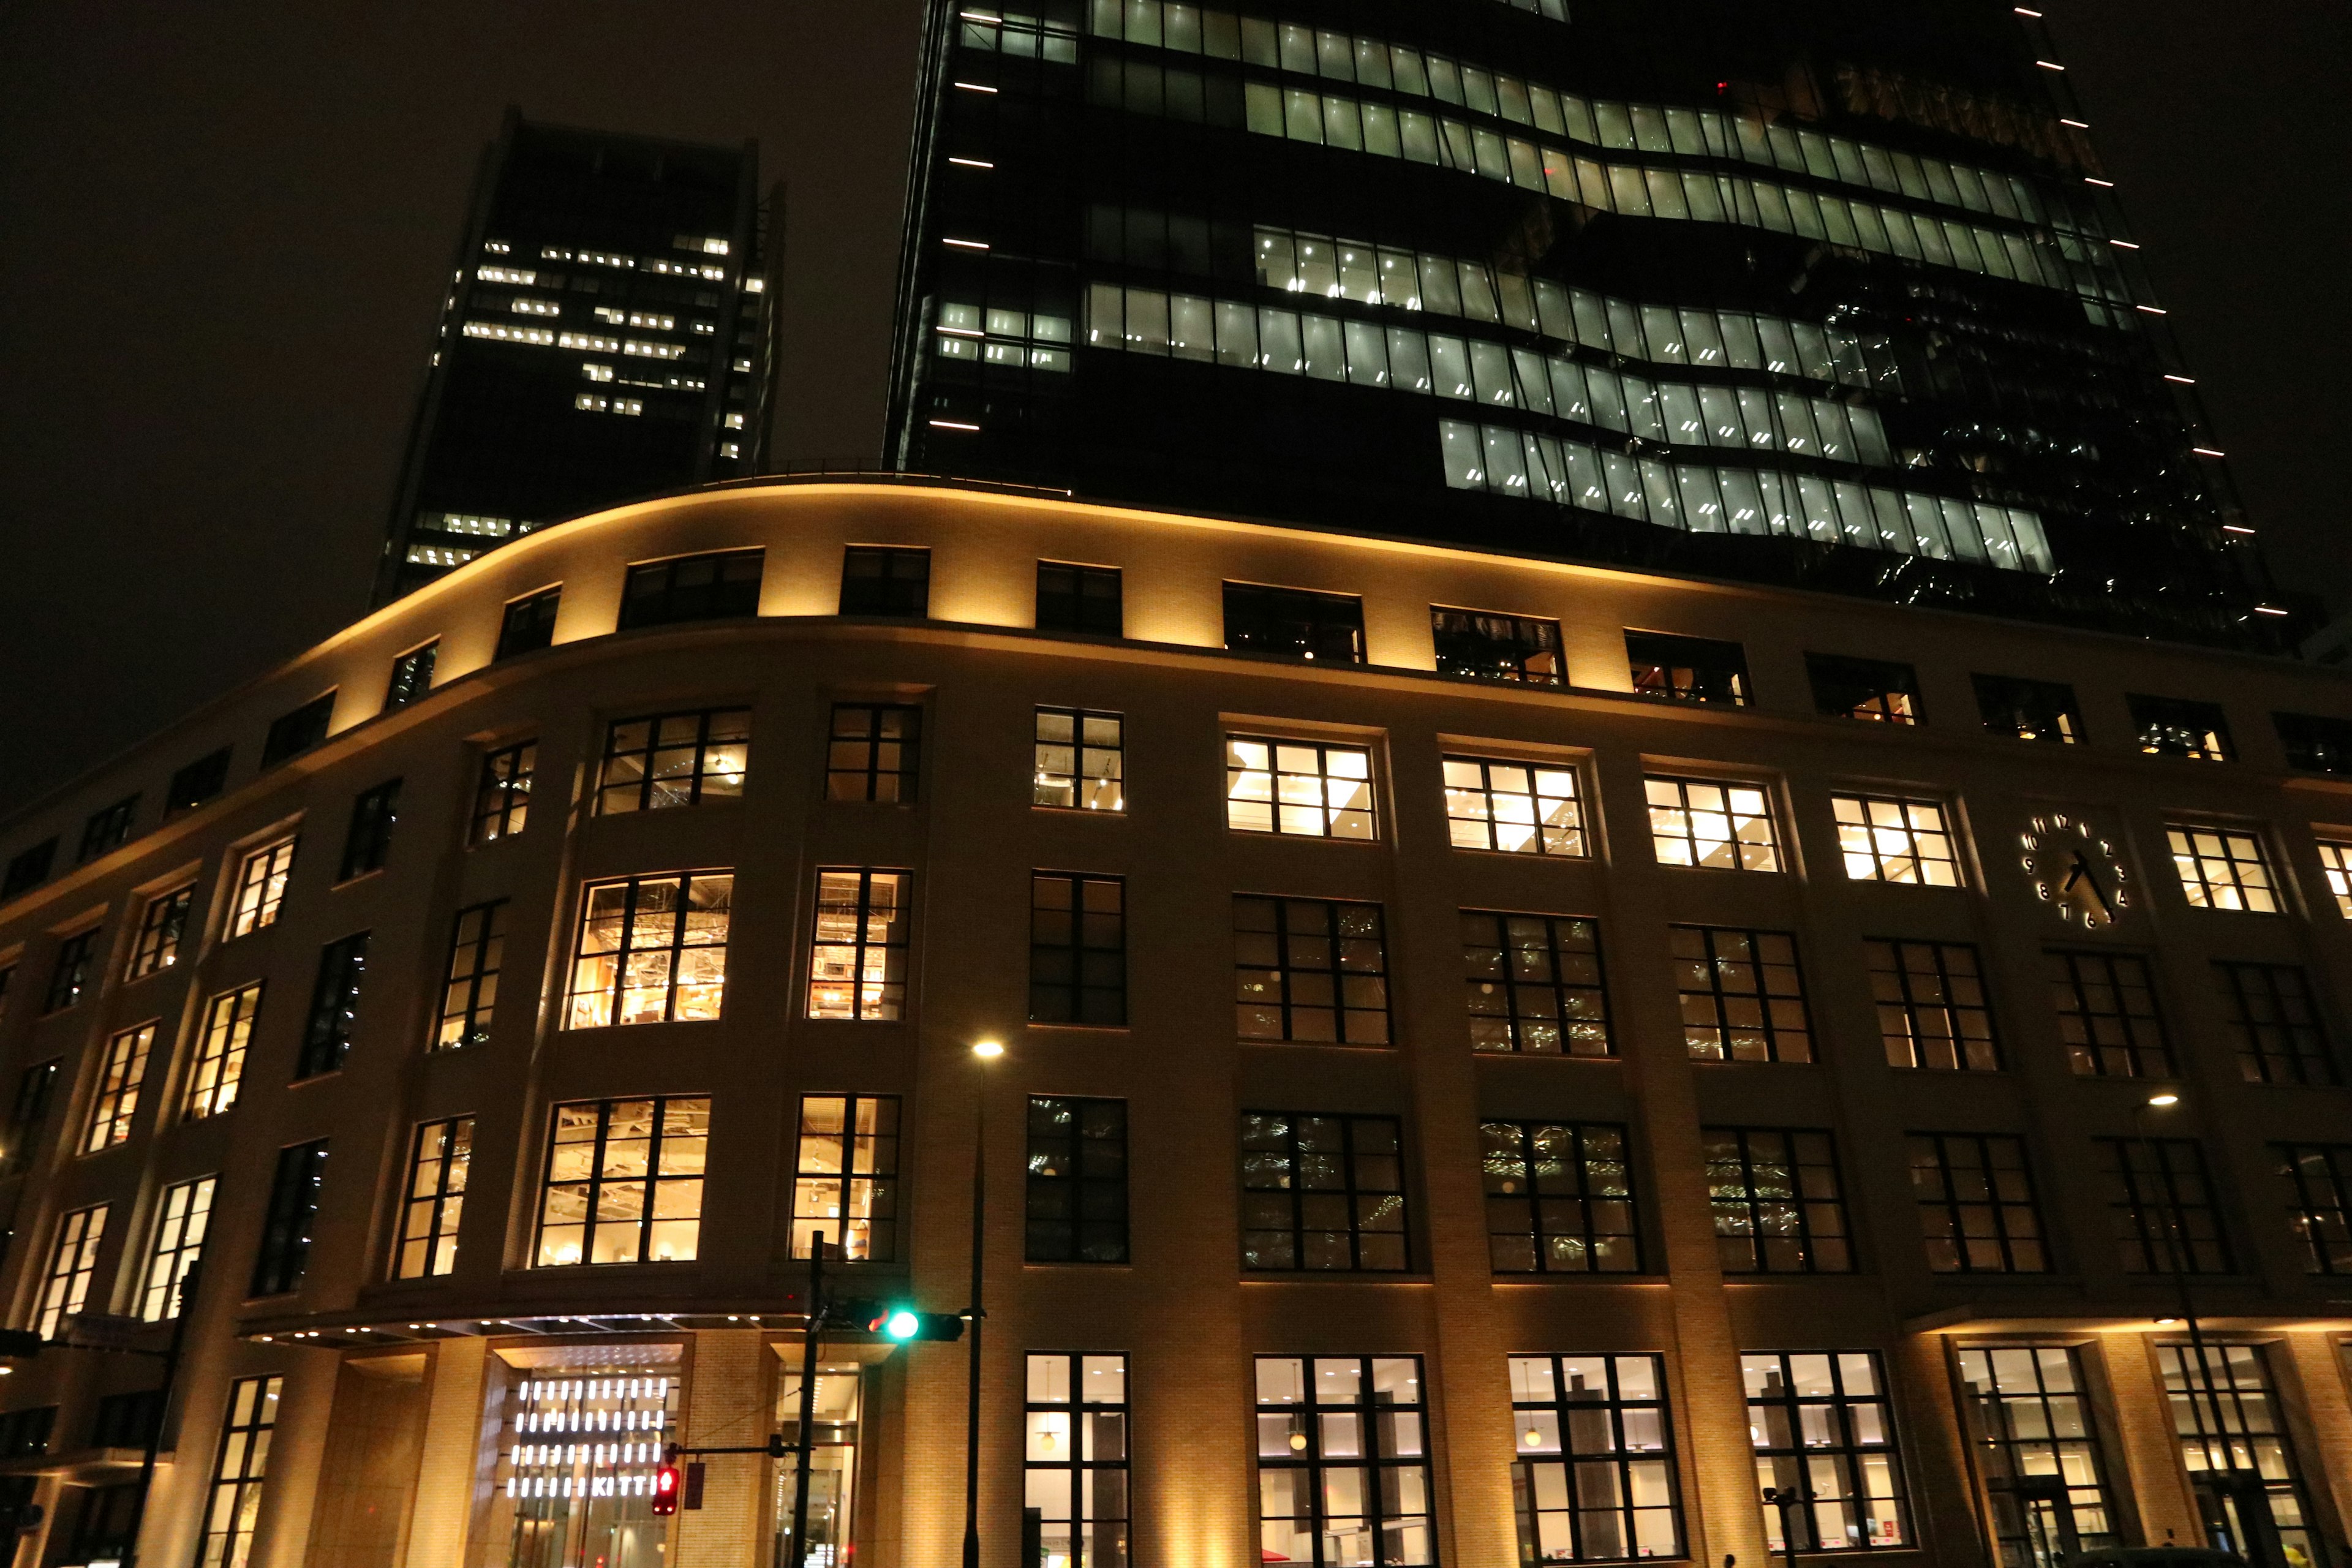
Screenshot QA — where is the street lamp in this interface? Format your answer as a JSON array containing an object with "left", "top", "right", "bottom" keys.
[
  {"left": 964, "top": 1041, "right": 1003, "bottom": 1568},
  {"left": 2128, "top": 1091, "right": 2238, "bottom": 1499}
]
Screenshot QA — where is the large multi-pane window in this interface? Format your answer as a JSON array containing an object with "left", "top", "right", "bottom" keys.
[
  {"left": 197, "top": 1376, "right": 282, "bottom": 1568},
  {"left": 2048, "top": 951, "right": 2173, "bottom": 1078},
  {"left": 126, "top": 884, "right": 192, "bottom": 980},
  {"left": 2158, "top": 1344, "right": 2318, "bottom": 1567},
  {"left": 1671, "top": 925, "right": 1811, "bottom": 1063},
  {"left": 395, "top": 1118, "right": 472, "bottom": 1280},
  {"left": 1026, "top": 1097, "right": 1128, "bottom": 1263},
  {"left": 1626, "top": 630, "right": 1747, "bottom": 706},
  {"left": 2095, "top": 1137, "right": 2230, "bottom": 1275},
  {"left": 1954, "top": 1345, "right": 2120, "bottom": 1566},
  {"left": 1867, "top": 940, "right": 1998, "bottom": 1071},
  {"left": 250, "top": 1139, "right": 328, "bottom": 1296},
  {"left": 1832, "top": 793, "right": 1961, "bottom": 884},
  {"left": 1240, "top": 1111, "right": 1408, "bottom": 1271},
  {"left": 186, "top": 982, "right": 262, "bottom": 1120},
  {"left": 2215, "top": 962, "right": 2337, "bottom": 1085},
  {"left": 1705, "top": 1128, "right": 1851, "bottom": 1273},
  {"left": 1036, "top": 561, "right": 1123, "bottom": 635},
  {"left": 2275, "top": 1144, "right": 2352, "bottom": 1273},
  {"left": 1431, "top": 608, "right": 1561, "bottom": 685},
  {"left": 1035, "top": 708, "right": 1125, "bottom": 810},
  {"left": 82, "top": 1024, "right": 154, "bottom": 1153},
  {"left": 1226, "top": 736, "right": 1377, "bottom": 839},
  {"left": 1907, "top": 1134, "right": 2048, "bottom": 1273},
  {"left": 43, "top": 929, "right": 97, "bottom": 1014},
  {"left": 496, "top": 586, "right": 561, "bottom": 659},
  {"left": 534, "top": 1096, "right": 708, "bottom": 1265},
  {"left": 617, "top": 549, "right": 763, "bottom": 628},
  {"left": 826, "top": 704, "right": 922, "bottom": 802},
  {"left": 791, "top": 1095, "right": 899, "bottom": 1261},
  {"left": 1743, "top": 1352, "right": 1910, "bottom": 1551},
  {"left": 435, "top": 900, "right": 507, "bottom": 1050},
  {"left": 808, "top": 869, "right": 910, "bottom": 1020},
  {"left": 1026, "top": 1354, "right": 1129, "bottom": 1568},
  {"left": 840, "top": 545, "right": 931, "bottom": 617},
  {"left": 595, "top": 708, "right": 750, "bottom": 813},
  {"left": 2166, "top": 826, "right": 2278, "bottom": 913},
  {"left": 1255, "top": 1357, "right": 1432, "bottom": 1567},
  {"left": 1645, "top": 776, "right": 1779, "bottom": 870},
  {"left": 1462, "top": 911, "right": 1610, "bottom": 1056},
  {"left": 1973, "top": 674, "right": 2081, "bottom": 744},
  {"left": 228, "top": 836, "right": 298, "bottom": 937},
  {"left": 565, "top": 872, "right": 733, "bottom": 1028},
  {"left": 34, "top": 1204, "right": 107, "bottom": 1338},
  {"left": 295, "top": 932, "right": 369, "bottom": 1079},
  {"left": 1807, "top": 654, "right": 1919, "bottom": 724},
  {"left": 1441, "top": 756, "right": 1584, "bottom": 856},
  {"left": 1235, "top": 897, "right": 1390, "bottom": 1046},
  {"left": 1482, "top": 1121, "right": 1638, "bottom": 1273},
  {"left": 1509, "top": 1354, "right": 1680, "bottom": 1560},
  {"left": 337, "top": 778, "right": 401, "bottom": 880},
  {"left": 140, "top": 1175, "right": 214, "bottom": 1321},
  {"left": 471, "top": 741, "right": 535, "bottom": 843},
  {"left": 1031, "top": 873, "right": 1125, "bottom": 1025},
  {"left": 1223, "top": 582, "right": 1366, "bottom": 663},
  {"left": 2317, "top": 841, "right": 2352, "bottom": 919},
  {"left": 2129, "top": 694, "right": 2234, "bottom": 762}
]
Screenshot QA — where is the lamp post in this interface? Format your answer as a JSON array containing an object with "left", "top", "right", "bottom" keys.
[
  {"left": 965, "top": 1039, "right": 1004, "bottom": 1568},
  {"left": 2130, "top": 1093, "right": 2237, "bottom": 1495}
]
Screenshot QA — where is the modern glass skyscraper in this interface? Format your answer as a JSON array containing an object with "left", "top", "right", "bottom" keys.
[
  {"left": 377, "top": 111, "right": 778, "bottom": 603},
  {"left": 887, "top": 0, "right": 2300, "bottom": 649}
]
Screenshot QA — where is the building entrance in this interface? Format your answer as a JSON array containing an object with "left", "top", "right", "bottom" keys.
[
  {"left": 494, "top": 1364, "right": 680, "bottom": 1568},
  {"left": 770, "top": 1364, "right": 863, "bottom": 1568}
]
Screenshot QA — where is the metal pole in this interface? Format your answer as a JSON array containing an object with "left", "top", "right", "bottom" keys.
[
  {"left": 788, "top": 1234, "right": 827, "bottom": 1568},
  {"left": 2132, "top": 1105, "right": 2233, "bottom": 1478},
  {"left": 119, "top": 1265, "right": 197, "bottom": 1568},
  {"left": 963, "top": 1082, "right": 987, "bottom": 1568}
]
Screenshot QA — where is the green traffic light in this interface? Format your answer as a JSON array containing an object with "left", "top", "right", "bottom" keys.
[{"left": 883, "top": 1309, "right": 921, "bottom": 1341}]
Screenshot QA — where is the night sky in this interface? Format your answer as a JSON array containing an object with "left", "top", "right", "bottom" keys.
[{"left": 0, "top": 0, "right": 2342, "bottom": 815}]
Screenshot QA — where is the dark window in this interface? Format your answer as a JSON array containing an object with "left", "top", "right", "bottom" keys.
[
  {"left": 337, "top": 778, "right": 402, "bottom": 881},
  {"left": 1222, "top": 582, "right": 1365, "bottom": 663},
  {"left": 77, "top": 796, "right": 139, "bottom": 863},
  {"left": 126, "top": 886, "right": 194, "bottom": 982},
  {"left": 1036, "top": 561, "right": 1122, "bottom": 635},
  {"left": 1954, "top": 1347, "right": 2121, "bottom": 1564},
  {"left": 2049, "top": 951, "right": 2173, "bottom": 1078},
  {"left": 595, "top": 709, "right": 750, "bottom": 813},
  {"left": 1743, "top": 1352, "right": 1911, "bottom": 1550},
  {"left": 2216, "top": 962, "right": 2337, "bottom": 1085},
  {"left": 296, "top": 933, "right": 369, "bottom": 1079},
  {"left": 1705, "top": 1128, "right": 1851, "bottom": 1273},
  {"left": 496, "top": 587, "right": 562, "bottom": 659},
  {"left": 0, "top": 1062, "right": 59, "bottom": 1176},
  {"left": 1239, "top": 1110, "right": 1408, "bottom": 1271},
  {"left": 840, "top": 546, "right": 931, "bottom": 617},
  {"left": 826, "top": 704, "right": 922, "bottom": 802},
  {"left": 43, "top": 930, "right": 98, "bottom": 1014},
  {"left": 1671, "top": 926, "right": 1811, "bottom": 1063},
  {"left": 2274, "top": 710, "right": 2352, "bottom": 774},
  {"left": 249, "top": 1139, "right": 330, "bottom": 1295},
  {"left": 2096, "top": 1137, "right": 2231, "bottom": 1275},
  {"left": 1806, "top": 653, "right": 1920, "bottom": 723},
  {"left": 1482, "top": 1120, "right": 1640, "bottom": 1273},
  {"left": 1234, "top": 895, "right": 1390, "bottom": 1045},
  {"left": 1627, "top": 630, "right": 1747, "bottom": 706},
  {"left": 435, "top": 900, "right": 507, "bottom": 1050},
  {"left": 164, "top": 747, "right": 233, "bottom": 816},
  {"left": 1030, "top": 873, "right": 1125, "bottom": 1025},
  {"left": 88, "top": 1389, "right": 164, "bottom": 1450},
  {"left": 617, "top": 549, "right": 763, "bottom": 629},
  {"left": 1973, "top": 673, "right": 2081, "bottom": 744},
  {"left": 790, "top": 1095, "right": 900, "bottom": 1260},
  {"left": 1461, "top": 911, "right": 1611, "bottom": 1057},
  {"left": 1431, "top": 607, "right": 1562, "bottom": 685},
  {"left": 1510, "top": 1355, "right": 1682, "bottom": 1558},
  {"left": 2274, "top": 1144, "right": 2352, "bottom": 1275},
  {"left": 2128, "top": 693, "right": 2234, "bottom": 761},
  {"left": 1256, "top": 1356, "right": 1431, "bottom": 1564},
  {"left": 1907, "top": 1133, "right": 2048, "bottom": 1273},
  {"left": 62, "top": 1482, "right": 140, "bottom": 1564},
  {"left": 1866, "top": 940, "right": 1999, "bottom": 1071},
  {"left": 471, "top": 742, "right": 535, "bottom": 843},
  {"left": 383, "top": 642, "right": 438, "bottom": 709},
  {"left": 0, "top": 1406, "right": 53, "bottom": 1458},
  {"left": 261, "top": 692, "right": 336, "bottom": 769},
  {"left": 2, "top": 841, "right": 56, "bottom": 901},
  {"left": 1025, "top": 1096, "right": 1128, "bottom": 1262},
  {"left": 0, "top": 1479, "right": 33, "bottom": 1544}
]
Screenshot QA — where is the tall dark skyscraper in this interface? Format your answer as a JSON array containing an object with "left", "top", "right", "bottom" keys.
[
  {"left": 377, "top": 111, "right": 778, "bottom": 603},
  {"left": 887, "top": 0, "right": 2302, "bottom": 649}
]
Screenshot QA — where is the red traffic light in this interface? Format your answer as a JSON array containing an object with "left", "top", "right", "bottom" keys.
[{"left": 650, "top": 1463, "right": 681, "bottom": 1517}]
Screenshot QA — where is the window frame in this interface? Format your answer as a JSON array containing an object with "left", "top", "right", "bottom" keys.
[
  {"left": 1222, "top": 582, "right": 1367, "bottom": 665},
  {"left": 2048, "top": 949, "right": 2174, "bottom": 1079},
  {"left": 2128, "top": 693, "right": 2236, "bottom": 763},
  {"left": 82, "top": 1023, "right": 155, "bottom": 1153},
  {"left": 1033, "top": 707, "right": 1125, "bottom": 812},
  {"left": 470, "top": 741, "right": 535, "bottom": 844},
  {"left": 1430, "top": 606, "right": 1563, "bottom": 685},
  {"left": 1225, "top": 734, "right": 1379, "bottom": 840},
  {"left": 564, "top": 870, "right": 734, "bottom": 1029},
  {"left": 825, "top": 703, "right": 923, "bottom": 803},
  {"left": 1830, "top": 791, "right": 1962, "bottom": 886},
  {"left": 1254, "top": 1355, "right": 1433, "bottom": 1568},
  {"left": 839, "top": 545, "right": 933, "bottom": 617},
  {"left": 164, "top": 747, "right": 232, "bottom": 817},
  {"left": 140, "top": 1174, "right": 215, "bottom": 1321},
  {"left": 1029, "top": 873, "right": 1126, "bottom": 1027},
  {"left": 1239, "top": 1110, "right": 1409, "bottom": 1272},
  {"left": 1235, "top": 895, "right": 1392, "bottom": 1047},
  {"left": 2166, "top": 824, "right": 2280, "bottom": 913},
  {"left": 807, "top": 868, "right": 911, "bottom": 1022},
  {"left": 1972, "top": 673, "right": 2081, "bottom": 744},
  {"left": 295, "top": 932, "right": 370, "bottom": 1080},
  {"left": 1441, "top": 755, "right": 1585, "bottom": 858},
  {"left": 1907, "top": 1133, "right": 2049, "bottom": 1274},
  {"left": 1025, "top": 1096, "right": 1129, "bottom": 1264},
  {"left": 1705, "top": 1126, "right": 1852, "bottom": 1274},
  {"left": 532, "top": 1095, "right": 709, "bottom": 1267},
  {"left": 496, "top": 586, "right": 562, "bottom": 660},
  {"left": 196, "top": 1376, "right": 282, "bottom": 1568},
  {"left": 616, "top": 549, "right": 764, "bottom": 630},
  {"left": 383, "top": 641, "right": 439, "bottom": 710},
  {"left": 186, "top": 983, "right": 260, "bottom": 1121},
  {"left": 337, "top": 779, "right": 401, "bottom": 881},
  {"left": 1644, "top": 775, "right": 1781, "bottom": 872},
  {"left": 790, "top": 1093, "right": 901, "bottom": 1261},
  {"left": 35, "top": 1203, "right": 108, "bottom": 1339},
  {"left": 2215, "top": 960, "right": 2337, "bottom": 1086},
  {"left": 2316, "top": 840, "right": 2352, "bottom": 919},
  {"left": 260, "top": 692, "right": 336, "bottom": 769},
  {"left": 2274, "top": 1143, "right": 2352, "bottom": 1274},
  {"left": 1952, "top": 1344, "right": 2122, "bottom": 1564},
  {"left": 1626, "top": 630, "right": 1749, "bottom": 707},
  {"left": 1806, "top": 652, "right": 1921, "bottom": 724},
  {"left": 594, "top": 707, "right": 752, "bottom": 815},
  {"left": 434, "top": 900, "right": 507, "bottom": 1051},
  {"left": 1866, "top": 939, "right": 1999, "bottom": 1071},
  {"left": 1482, "top": 1120, "right": 1640, "bottom": 1275},
  {"left": 395, "top": 1117, "right": 472, "bottom": 1280},
  {"left": 1509, "top": 1353, "right": 1683, "bottom": 1559},
  {"left": 2097, "top": 1136, "right": 2232, "bottom": 1276},
  {"left": 42, "top": 929, "right": 99, "bottom": 1015},
  {"left": 1670, "top": 925, "right": 1812, "bottom": 1063},
  {"left": 77, "top": 795, "right": 140, "bottom": 864},
  {"left": 227, "top": 835, "right": 298, "bottom": 938},
  {"left": 250, "top": 1139, "right": 329, "bottom": 1297},
  {"left": 1036, "top": 561, "right": 1123, "bottom": 636},
  {"left": 1461, "top": 910, "right": 1611, "bottom": 1057},
  {"left": 1024, "top": 1353, "right": 1130, "bottom": 1568},
  {"left": 125, "top": 884, "right": 193, "bottom": 981},
  {"left": 1742, "top": 1350, "right": 1912, "bottom": 1551}
]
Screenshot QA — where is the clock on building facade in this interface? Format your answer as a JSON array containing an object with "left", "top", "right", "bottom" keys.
[{"left": 2019, "top": 813, "right": 2130, "bottom": 929}]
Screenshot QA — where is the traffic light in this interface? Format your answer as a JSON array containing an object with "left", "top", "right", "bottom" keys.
[
  {"left": 650, "top": 1462, "right": 681, "bottom": 1517},
  {"left": 834, "top": 1298, "right": 965, "bottom": 1342}
]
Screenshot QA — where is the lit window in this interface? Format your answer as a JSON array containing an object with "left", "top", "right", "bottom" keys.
[
  {"left": 1030, "top": 873, "right": 1125, "bottom": 1025},
  {"left": 2215, "top": 962, "right": 2336, "bottom": 1085},
  {"left": 1026, "top": 1354, "right": 1129, "bottom": 1568},
  {"left": 1671, "top": 926, "right": 1811, "bottom": 1062},
  {"left": 565, "top": 872, "right": 733, "bottom": 1028},
  {"left": 1953, "top": 1347, "right": 2122, "bottom": 1564},
  {"left": 2316, "top": 842, "right": 2352, "bottom": 918},
  {"left": 2276, "top": 1144, "right": 2352, "bottom": 1275},
  {"left": 2167, "top": 825, "right": 2277, "bottom": 912},
  {"left": 1442, "top": 756, "right": 1583, "bottom": 856},
  {"left": 595, "top": 709, "right": 751, "bottom": 814},
  {"left": 827, "top": 704, "right": 922, "bottom": 802},
  {"left": 509, "top": 296, "right": 561, "bottom": 317},
  {"left": 251, "top": 1139, "right": 328, "bottom": 1295},
  {"left": 476, "top": 265, "right": 535, "bottom": 284},
  {"left": 556, "top": 331, "right": 620, "bottom": 352},
  {"left": 435, "top": 900, "right": 507, "bottom": 1050},
  {"left": 395, "top": 1117, "right": 472, "bottom": 1279},
  {"left": 2049, "top": 950, "right": 2173, "bottom": 1079},
  {"left": 582, "top": 363, "right": 614, "bottom": 382},
  {"left": 1866, "top": 940, "right": 1998, "bottom": 1070},
  {"left": 228, "top": 837, "right": 298, "bottom": 937},
  {"left": 1742, "top": 1352, "right": 1910, "bottom": 1550},
  {"left": 1430, "top": 607, "right": 1562, "bottom": 684},
  {"left": 808, "top": 869, "right": 910, "bottom": 1020},
  {"left": 404, "top": 545, "right": 479, "bottom": 567},
  {"left": 197, "top": 1378, "right": 282, "bottom": 1568},
  {"left": 535, "top": 1096, "right": 707, "bottom": 1265},
  {"left": 1462, "top": 911, "right": 1609, "bottom": 1055},
  {"left": 791, "top": 1095, "right": 900, "bottom": 1260},
  {"left": 36, "top": 1204, "right": 108, "bottom": 1338},
  {"left": 622, "top": 339, "right": 685, "bottom": 360},
  {"left": 1807, "top": 653, "right": 1920, "bottom": 723},
  {"left": 140, "top": 1175, "right": 214, "bottom": 1320},
  {"left": 1236, "top": 896, "right": 1390, "bottom": 1045},
  {"left": 1483, "top": 1122, "right": 1640, "bottom": 1274},
  {"left": 1628, "top": 630, "right": 1747, "bottom": 706},
  {"left": 1226, "top": 736, "right": 1376, "bottom": 839},
  {"left": 1510, "top": 1355, "right": 1681, "bottom": 1559},
  {"left": 1255, "top": 1357, "right": 1431, "bottom": 1562},
  {"left": 1908, "top": 1133, "right": 2048, "bottom": 1273},
  {"left": 575, "top": 393, "right": 607, "bottom": 412},
  {"left": 2097, "top": 1138, "right": 2230, "bottom": 1274},
  {"left": 126, "top": 884, "right": 193, "bottom": 980},
  {"left": 1033, "top": 707, "right": 1124, "bottom": 810},
  {"left": 461, "top": 321, "right": 556, "bottom": 345},
  {"left": 1831, "top": 793, "right": 1960, "bottom": 885},
  {"left": 1645, "top": 776, "right": 1779, "bottom": 871},
  {"left": 83, "top": 1024, "right": 154, "bottom": 1152},
  {"left": 2130, "top": 693, "right": 2234, "bottom": 762},
  {"left": 471, "top": 741, "right": 535, "bottom": 842},
  {"left": 1240, "top": 1112, "right": 1408, "bottom": 1270},
  {"left": 1706, "top": 1127, "right": 1850, "bottom": 1273},
  {"left": 186, "top": 983, "right": 261, "bottom": 1120},
  {"left": 434, "top": 511, "right": 514, "bottom": 538},
  {"left": 626, "top": 312, "right": 676, "bottom": 330},
  {"left": 2155, "top": 1345, "right": 2319, "bottom": 1564}
]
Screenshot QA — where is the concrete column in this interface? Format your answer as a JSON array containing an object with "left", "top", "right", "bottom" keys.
[
  {"left": 2095, "top": 1333, "right": 2199, "bottom": 1548},
  {"left": 2282, "top": 1332, "right": 2352, "bottom": 1551},
  {"left": 402, "top": 1338, "right": 490, "bottom": 1568},
  {"left": 678, "top": 1329, "right": 770, "bottom": 1568}
]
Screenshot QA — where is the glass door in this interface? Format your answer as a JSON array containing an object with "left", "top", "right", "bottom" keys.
[
  {"left": 498, "top": 1368, "right": 679, "bottom": 1568},
  {"left": 771, "top": 1365, "right": 863, "bottom": 1568}
]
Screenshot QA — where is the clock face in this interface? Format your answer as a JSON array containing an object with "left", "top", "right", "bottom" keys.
[{"left": 2019, "top": 813, "right": 2128, "bottom": 929}]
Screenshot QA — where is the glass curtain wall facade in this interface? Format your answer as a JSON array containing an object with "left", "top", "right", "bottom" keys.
[{"left": 888, "top": 0, "right": 2301, "bottom": 649}]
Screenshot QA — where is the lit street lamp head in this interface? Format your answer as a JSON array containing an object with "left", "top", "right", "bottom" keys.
[
  {"left": 972, "top": 1039, "right": 1004, "bottom": 1059},
  {"left": 2146, "top": 1091, "right": 2180, "bottom": 1106}
]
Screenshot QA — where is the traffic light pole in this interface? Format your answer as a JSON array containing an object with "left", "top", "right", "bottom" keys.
[
  {"left": 788, "top": 1232, "right": 827, "bottom": 1568},
  {"left": 962, "top": 1086, "right": 987, "bottom": 1568}
]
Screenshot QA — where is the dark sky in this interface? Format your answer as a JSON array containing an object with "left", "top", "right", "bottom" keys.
[{"left": 1, "top": 0, "right": 2343, "bottom": 816}]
